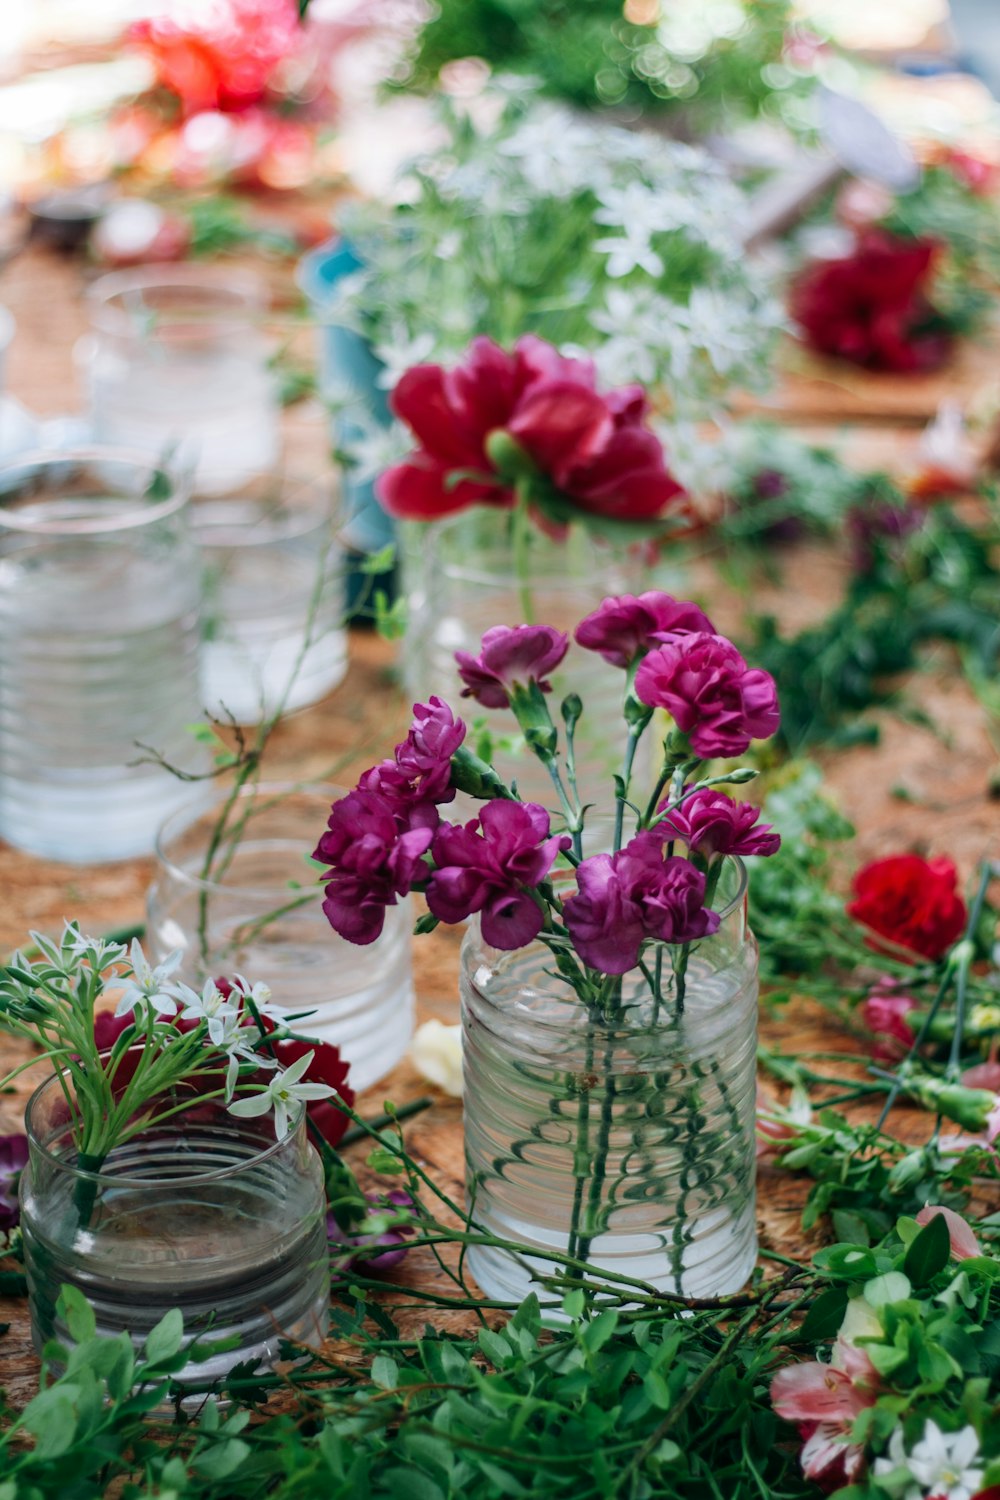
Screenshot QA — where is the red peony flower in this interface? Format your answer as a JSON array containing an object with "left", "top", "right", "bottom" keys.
[
  {"left": 790, "top": 231, "right": 951, "bottom": 374},
  {"left": 846, "top": 854, "right": 967, "bottom": 961},
  {"left": 376, "top": 335, "right": 685, "bottom": 527},
  {"left": 128, "top": 0, "right": 303, "bottom": 117}
]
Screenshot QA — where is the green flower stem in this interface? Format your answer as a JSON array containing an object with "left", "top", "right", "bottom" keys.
[
  {"left": 948, "top": 862, "right": 993, "bottom": 1077},
  {"left": 565, "top": 1025, "right": 597, "bottom": 1274},
  {"left": 572, "top": 1028, "right": 618, "bottom": 1269},
  {"left": 613, "top": 727, "right": 641, "bottom": 854},
  {"left": 512, "top": 479, "right": 535, "bottom": 624},
  {"left": 875, "top": 870, "right": 995, "bottom": 1128}
]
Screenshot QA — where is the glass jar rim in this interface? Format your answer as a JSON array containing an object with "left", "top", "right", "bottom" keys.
[
  {"left": 190, "top": 475, "right": 341, "bottom": 546},
  {"left": 154, "top": 781, "right": 344, "bottom": 899},
  {"left": 0, "top": 448, "right": 189, "bottom": 535},
  {"left": 86, "top": 263, "right": 268, "bottom": 339},
  {"left": 25, "top": 1056, "right": 304, "bottom": 1187}
]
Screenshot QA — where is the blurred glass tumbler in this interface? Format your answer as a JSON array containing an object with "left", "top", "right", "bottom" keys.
[
  {"left": 194, "top": 473, "right": 347, "bottom": 724},
  {"left": 147, "top": 787, "right": 415, "bottom": 1091},
  {"left": 0, "top": 449, "right": 205, "bottom": 862},
  {"left": 82, "top": 265, "right": 280, "bottom": 493}
]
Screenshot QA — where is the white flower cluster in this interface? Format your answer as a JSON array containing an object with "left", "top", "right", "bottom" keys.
[
  {"left": 323, "top": 91, "right": 785, "bottom": 440},
  {"left": 98, "top": 937, "right": 336, "bottom": 1139},
  {"left": 873, "top": 1420, "right": 983, "bottom": 1500}
]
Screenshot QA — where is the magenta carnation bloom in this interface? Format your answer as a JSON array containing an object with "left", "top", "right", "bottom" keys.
[
  {"left": 314, "top": 790, "right": 434, "bottom": 945},
  {"left": 634, "top": 633, "right": 780, "bottom": 758},
  {"left": 575, "top": 592, "right": 715, "bottom": 668},
  {"left": 427, "top": 801, "right": 571, "bottom": 948},
  {"left": 361, "top": 696, "right": 466, "bottom": 811},
  {"left": 564, "top": 832, "right": 719, "bottom": 974},
  {"left": 328, "top": 1189, "right": 416, "bottom": 1276},
  {"left": 660, "top": 787, "right": 780, "bottom": 859},
  {"left": 455, "top": 624, "right": 569, "bottom": 710}
]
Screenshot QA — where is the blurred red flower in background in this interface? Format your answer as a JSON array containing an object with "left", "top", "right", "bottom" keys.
[{"left": 846, "top": 854, "right": 967, "bottom": 961}]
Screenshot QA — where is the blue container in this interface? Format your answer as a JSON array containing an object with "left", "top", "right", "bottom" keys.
[{"left": 297, "top": 239, "right": 396, "bottom": 614}]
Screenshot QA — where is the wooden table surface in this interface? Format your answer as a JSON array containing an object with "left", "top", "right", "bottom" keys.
[{"left": 1, "top": 235, "right": 997, "bottom": 1410}]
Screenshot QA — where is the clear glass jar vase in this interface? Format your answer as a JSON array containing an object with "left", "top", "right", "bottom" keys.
[
  {"left": 147, "top": 786, "right": 415, "bottom": 1091},
  {"left": 461, "top": 858, "right": 758, "bottom": 1309},
  {"left": 401, "top": 510, "right": 648, "bottom": 814},
  {"left": 19, "top": 1067, "right": 329, "bottom": 1384},
  {"left": 0, "top": 447, "right": 205, "bottom": 862},
  {"left": 192, "top": 473, "right": 347, "bottom": 724},
  {"left": 82, "top": 265, "right": 280, "bottom": 494}
]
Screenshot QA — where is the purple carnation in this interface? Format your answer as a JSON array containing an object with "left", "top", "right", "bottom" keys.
[
  {"left": 455, "top": 624, "right": 569, "bottom": 709},
  {"left": 327, "top": 1189, "right": 415, "bottom": 1275},
  {"left": 634, "top": 633, "right": 780, "bottom": 759},
  {"left": 314, "top": 789, "right": 434, "bottom": 945},
  {"left": 427, "top": 801, "right": 571, "bottom": 948},
  {"left": 575, "top": 591, "right": 715, "bottom": 668},
  {"left": 0, "top": 1134, "right": 28, "bottom": 1233},
  {"left": 564, "top": 832, "right": 720, "bottom": 975},
  {"left": 361, "top": 696, "right": 466, "bottom": 812},
  {"left": 847, "top": 497, "right": 922, "bottom": 575},
  {"left": 660, "top": 787, "right": 780, "bottom": 859}
]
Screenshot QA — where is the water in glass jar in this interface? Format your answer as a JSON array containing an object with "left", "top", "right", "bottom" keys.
[{"left": 0, "top": 540, "right": 205, "bottom": 861}]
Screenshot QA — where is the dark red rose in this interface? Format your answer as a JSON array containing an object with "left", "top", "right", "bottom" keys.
[
  {"left": 847, "top": 854, "right": 967, "bottom": 961},
  {"left": 376, "top": 334, "right": 685, "bottom": 526},
  {"left": 790, "top": 232, "right": 951, "bottom": 374}
]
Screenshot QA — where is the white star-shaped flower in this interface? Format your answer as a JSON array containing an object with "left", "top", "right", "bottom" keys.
[
  {"left": 173, "top": 979, "right": 239, "bottom": 1046},
  {"left": 110, "top": 940, "right": 183, "bottom": 1019},
  {"left": 228, "top": 1050, "right": 336, "bottom": 1139}
]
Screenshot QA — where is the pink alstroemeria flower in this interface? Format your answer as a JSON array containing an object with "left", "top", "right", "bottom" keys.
[
  {"left": 771, "top": 1338, "right": 878, "bottom": 1490},
  {"left": 915, "top": 1205, "right": 982, "bottom": 1260}
]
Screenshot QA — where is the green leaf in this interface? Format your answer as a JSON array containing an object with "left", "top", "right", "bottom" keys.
[
  {"left": 903, "top": 1212, "right": 951, "bottom": 1287},
  {"left": 371, "top": 1354, "right": 399, "bottom": 1390},
  {"left": 562, "top": 1288, "right": 585, "bottom": 1320},
  {"left": 643, "top": 1369, "right": 672, "bottom": 1411},
  {"left": 795, "top": 1286, "right": 849, "bottom": 1345},
  {"left": 144, "top": 1307, "right": 185, "bottom": 1365},
  {"left": 192, "top": 1438, "right": 252, "bottom": 1480},
  {"left": 58, "top": 1285, "right": 96, "bottom": 1344},
  {"left": 381, "top": 1469, "right": 446, "bottom": 1500}
]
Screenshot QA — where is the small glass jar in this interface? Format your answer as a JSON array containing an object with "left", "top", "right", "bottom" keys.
[
  {"left": 401, "top": 510, "right": 648, "bottom": 812},
  {"left": 461, "top": 858, "right": 758, "bottom": 1309},
  {"left": 147, "top": 786, "right": 415, "bottom": 1091},
  {"left": 0, "top": 447, "right": 205, "bottom": 862},
  {"left": 19, "top": 1067, "right": 329, "bottom": 1384},
  {"left": 82, "top": 265, "right": 280, "bottom": 493},
  {"left": 193, "top": 473, "right": 347, "bottom": 723}
]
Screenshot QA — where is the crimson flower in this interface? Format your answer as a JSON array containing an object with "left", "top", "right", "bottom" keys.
[
  {"left": 634, "top": 633, "right": 780, "bottom": 759},
  {"left": 455, "top": 624, "right": 569, "bottom": 709},
  {"left": 128, "top": 0, "right": 303, "bottom": 116},
  {"left": 846, "top": 854, "right": 967, "bottom": 961},
  {"left": 659, "top": 787, "right": 780, "bottom": 859},
  {"left": 790, "top": 231, "right": 951, "bottom": 374},
  {"left": 563, "top": 832, "right": 719, "bottom": 975},
  {"left": 574, "top": 592, "right": 715, "bottom": 668},
  {"left": 427, "top": 802, "right": 570, "bottom": 949},
  {"left": 376, "top": 335, "right": 685, "bottom": 527}
]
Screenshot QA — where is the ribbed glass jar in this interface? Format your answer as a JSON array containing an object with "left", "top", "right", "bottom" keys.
[
  {"left": 0, "top": 448, "right": 205, "bottom": 862},
  {"left": 461, "top": 858, "right": 758, "bottom": 1308},
  {"left": 147, "top": 786, "right": 415, "bottom": 1091},
  {"left": 19, "top": 1069, "right": 328, "bottom": 1385},
  {"left": 193, "top": 473, "right": 347, "bottom": 724},
  {"left": 401, "top": 511, "right": 648, "bottom": 813}
]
